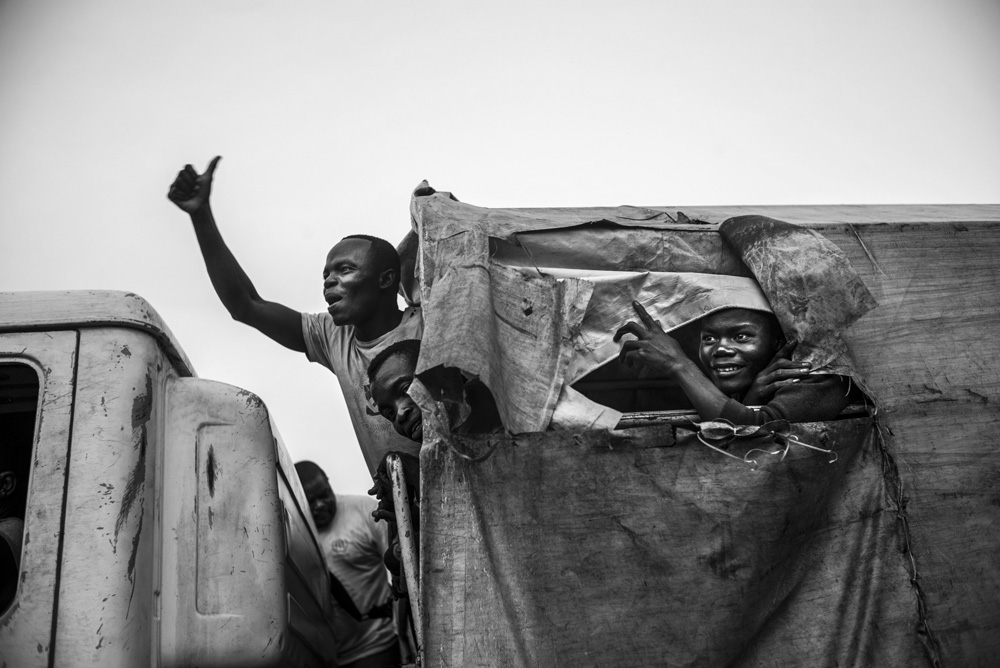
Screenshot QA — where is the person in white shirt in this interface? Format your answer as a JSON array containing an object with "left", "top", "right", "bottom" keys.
[{"left": 296, "top": 461, "right": 399, "bottom": 668}]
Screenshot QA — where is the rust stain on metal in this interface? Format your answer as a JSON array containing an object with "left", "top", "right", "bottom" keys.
[
  {"left": 125, "top": 503, "right": 144, "bottom": 618},
  {"left": 207, "top": 445, "right": 217, "bottom": 497},
  {"left": 114, "top": 373, "right": 151, "bottom": 546},
  {"left": 130, "top": 373, "right": 153, "bottom": 433},
  {"left": 237, "top": 388, "right": 265, "bottom": 411}
]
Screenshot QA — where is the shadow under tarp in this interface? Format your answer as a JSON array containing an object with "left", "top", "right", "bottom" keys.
[{"left": 422, "top": 419, "right": 924, "bottom": 667}]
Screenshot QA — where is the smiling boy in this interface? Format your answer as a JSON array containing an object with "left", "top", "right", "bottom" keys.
[
  {"left": 615, "top": 301, "right": 853, "bottom": 424},
  {"left": 168, "top": 157, "right": 421, "bottom": 473}
]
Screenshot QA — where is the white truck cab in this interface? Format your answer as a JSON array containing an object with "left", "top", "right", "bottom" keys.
[{"left": 0, "top": 290, "right": 338, "bottom": 667}]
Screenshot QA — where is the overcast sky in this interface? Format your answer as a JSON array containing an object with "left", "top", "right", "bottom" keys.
[{"left": 2, "top": 0, "right": 998, "bottom": 494}]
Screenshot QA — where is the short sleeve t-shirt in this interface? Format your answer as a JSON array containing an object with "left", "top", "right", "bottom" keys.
[
  {"left": 319, "top": 495, "right": 395, "bottom": 665},
  {"left": 302, "top": 307, "right": 423, "bottom": 475}
]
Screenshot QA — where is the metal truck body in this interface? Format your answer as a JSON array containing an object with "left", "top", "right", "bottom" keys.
[{"left": 0, "top": 290, "right": 337, "bottom": 668}]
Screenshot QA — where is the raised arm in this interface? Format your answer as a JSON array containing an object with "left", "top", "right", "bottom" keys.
[
  {"left": 167, "top": 157, "right": 306, "bottom": 353},
  {"left": 615, "top": 301, "right": 731, "bottom": 420}
]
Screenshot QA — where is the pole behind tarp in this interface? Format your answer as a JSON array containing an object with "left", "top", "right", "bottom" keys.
[{"left": 387, "top": 454, "right": 424, "bottom": 663}]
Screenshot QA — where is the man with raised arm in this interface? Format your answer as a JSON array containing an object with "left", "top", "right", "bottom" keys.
[{"left": 167, "top": 157, "right": 422, "bottom": 474}]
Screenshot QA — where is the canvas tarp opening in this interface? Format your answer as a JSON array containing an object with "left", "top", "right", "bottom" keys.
[{"left": 408, "top": 190, "right": 876, "bottom": 435}]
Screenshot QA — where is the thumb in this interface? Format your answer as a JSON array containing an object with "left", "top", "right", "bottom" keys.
[{"left": 204, "top": 155, "right": 222, "bottom": 179}]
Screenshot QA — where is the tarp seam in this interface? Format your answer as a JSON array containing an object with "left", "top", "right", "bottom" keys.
[{"left": 874, "top": 416, "right": 943, "bottom": 667}]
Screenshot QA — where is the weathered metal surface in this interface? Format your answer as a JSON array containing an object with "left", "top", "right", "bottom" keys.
[
  {"left": 0, "top": 296, "right": 338, "bottom": 667},
  {"left": 159, "top": 377, "right": 337, "bottom": 667},
  {"left": 0, "top": 290, "right": 195, "bottom": 377},
  {"left": 52, "top": 329, "right": 163, "bottom": 666},
  {"left": 388, "top": 454, "right": 423, "bottom": 654},
  {"left": 0, "top": 331, "right": 77, "bottom": 668}
]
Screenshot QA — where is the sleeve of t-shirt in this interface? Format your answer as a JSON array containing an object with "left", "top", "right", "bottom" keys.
[
  {"left": 719, "top": 375, "right": 853, "bottom": 425},
  {"left": 301, "top": 311, "right": 337, "bottom": 374}
]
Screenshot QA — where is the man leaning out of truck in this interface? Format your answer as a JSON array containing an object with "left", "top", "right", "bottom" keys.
[{"left": 167, "top": 157, "right": 422, "bottom": 480}]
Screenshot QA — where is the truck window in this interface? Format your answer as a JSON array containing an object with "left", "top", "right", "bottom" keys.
[{"left": 0, "top": 363, "right": 38, "bottom": 612}]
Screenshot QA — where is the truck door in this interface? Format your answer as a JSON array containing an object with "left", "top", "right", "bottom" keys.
[{"left": 0, "top": 331, "right": 78, "bottom": 668}]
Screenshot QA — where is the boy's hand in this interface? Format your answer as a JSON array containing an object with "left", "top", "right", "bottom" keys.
[
  {"left": 167, "top": 156, "right": 221, "bottom": 215},
  {"left": 614, "top": 301, "right": 688, "bottom": 377},
  {"left": 742, "top": 341, "right": 811, "bottom": 405},
  {"left": 368, "top": 451, "right": 420, "bottom": 523}
]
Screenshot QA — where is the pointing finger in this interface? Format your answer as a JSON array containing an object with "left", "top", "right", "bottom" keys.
[{"left": 631, "top": 300, "right": 663, "bottom": 331}]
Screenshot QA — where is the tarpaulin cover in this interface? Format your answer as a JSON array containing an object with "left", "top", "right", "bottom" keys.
[
  {"left": 409, "top": 195, "right": 1000, "bottom": 667},
  {"left": 409, "top": 192, "right": 874, "bottom": 435},
  {"left": 422, "top": 420, "right": 924, "bottom": 667},
  {"left": 720, "top": 215, "right": 879, "bottom": 390}
]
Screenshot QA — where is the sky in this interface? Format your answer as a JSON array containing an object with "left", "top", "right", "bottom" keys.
[{"left": 2, "top": 0, "right": 998, "bottom": 494}]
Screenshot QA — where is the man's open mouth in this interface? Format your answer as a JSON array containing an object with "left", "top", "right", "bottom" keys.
[{"left": 712, "top": 364, "right": 745, "bottom": 377}]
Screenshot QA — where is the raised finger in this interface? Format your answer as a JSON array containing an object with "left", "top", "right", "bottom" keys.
[{"left": 631, "top": 300, "right": 663, "bottom": 331}]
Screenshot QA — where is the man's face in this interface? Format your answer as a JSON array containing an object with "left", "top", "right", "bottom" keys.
[
  {"left": 371, "top": 353, "right": 423, "bottom": 442},
  {"left": 322, "top": 239, "right": 384, "bottom": 326},
  {"left": 302, "top": 475, "right": 337, "bottom": 530},
  {"left": 698, "top": 309, "right": 780, "bottom": 396}
]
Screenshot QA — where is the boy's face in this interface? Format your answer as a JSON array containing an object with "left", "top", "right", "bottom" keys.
[
  {"left": 371, "top": 353, "right": 423, "bottom": 443},
  {"left": 322, "top": 239, "right": 384, "bottom": 326},
  {"left": 698, "top": 309, "right": 780, "bottom": 396},
  {"left": 302, "top": 475, "right": 337, "bottom": 530}
]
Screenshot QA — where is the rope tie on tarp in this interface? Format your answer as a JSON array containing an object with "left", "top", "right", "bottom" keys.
[
  {"left": 680, "top": 418, "right": 838, "bottom": 469},
  {"left": 871, "top": 412, "right": 943, "bottom": 667}
]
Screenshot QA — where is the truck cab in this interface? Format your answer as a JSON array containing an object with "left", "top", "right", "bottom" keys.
[{"left": 0, "top": 290, "right": 338, "bottom": 667}]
